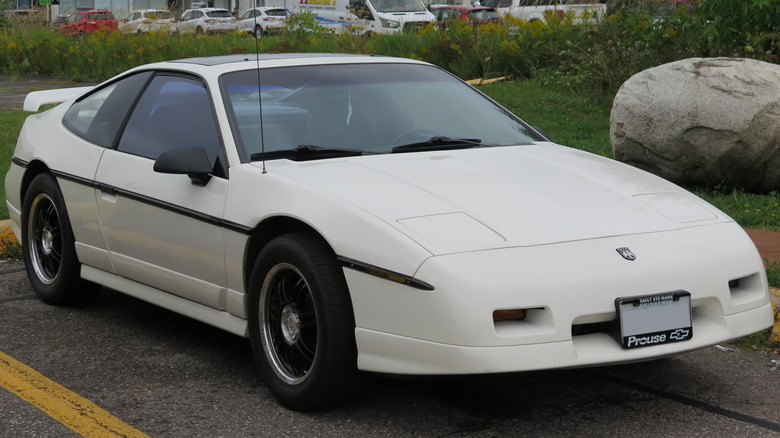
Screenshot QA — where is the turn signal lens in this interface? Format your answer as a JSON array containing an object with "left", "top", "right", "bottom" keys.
[{"left": 493, "top": 309, "right": 528, "bottom": 322}]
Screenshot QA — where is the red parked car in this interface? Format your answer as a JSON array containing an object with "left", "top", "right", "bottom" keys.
[
  {"left": 430, "top": 5, "right": 503, "bottom": 28},
  {"left": 59, "top": 10, "right": 118, "bottom": 35}
]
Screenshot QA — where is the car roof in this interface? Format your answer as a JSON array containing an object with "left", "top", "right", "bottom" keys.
[
  {"left": 123, "top": 53, "right": 427, "bottom": 78},
  {"left": 168, "top": 53, "right": 386, "bottom": 66}
]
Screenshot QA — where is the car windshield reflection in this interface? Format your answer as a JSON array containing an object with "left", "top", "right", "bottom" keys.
[{"left": 220, "top": 63, "right": 541, "bottom": 162}]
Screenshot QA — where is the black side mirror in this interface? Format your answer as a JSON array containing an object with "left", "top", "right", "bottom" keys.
[{"left": 153, "top": 147, "right": 213, "bottom": 187}]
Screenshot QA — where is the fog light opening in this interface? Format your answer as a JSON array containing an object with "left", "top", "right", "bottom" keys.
[{"left": 493, "top": 309, "right": 528, "bottom": 322}]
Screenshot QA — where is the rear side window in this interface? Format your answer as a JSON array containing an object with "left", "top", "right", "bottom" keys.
[{"left": 63, "top": 71, "right": 152, "bottom": 148}]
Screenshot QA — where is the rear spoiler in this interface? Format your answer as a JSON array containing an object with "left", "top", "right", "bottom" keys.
[{"left": 23, "top": 86, "right": 95, "bottom": 112}]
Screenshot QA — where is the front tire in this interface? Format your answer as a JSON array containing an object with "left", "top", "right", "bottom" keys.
[
  {"left": 248, "top": 233, "right": 363, "bottom": 410},
  {"left": 21, "top": 173, "right": 100, "bottom": 305}
]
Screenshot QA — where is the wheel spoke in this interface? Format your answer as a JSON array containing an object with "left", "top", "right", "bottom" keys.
[{"left": 262, "top": 263, "right": 319, "bottom": 383}]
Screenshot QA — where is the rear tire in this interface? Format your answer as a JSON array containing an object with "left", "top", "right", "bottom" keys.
[
  {"left": 254, "top": 25, "right": 263, "bottom": 38},
  {"left": 248, "top": 232, "right": 363, "bottom": 410},
  {"left": 21, "top": 173, "right": 100, "bottom": 305}
]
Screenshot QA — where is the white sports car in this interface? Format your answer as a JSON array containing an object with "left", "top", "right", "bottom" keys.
[{"left": 6, "top": 54, "right": 773, "bottom": 410}]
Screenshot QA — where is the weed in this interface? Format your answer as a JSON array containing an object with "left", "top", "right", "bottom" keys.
[{"left": 3, "top": 4, "right": 778, "bottom": 93}]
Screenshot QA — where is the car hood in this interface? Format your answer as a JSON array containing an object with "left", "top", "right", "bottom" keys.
[{"left": 263, "top": 144, "right": 726, "bottom": 255}]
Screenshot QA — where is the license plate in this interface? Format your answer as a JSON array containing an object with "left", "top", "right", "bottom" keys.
[{"left": 616, "top": 291, "right": 692, "bottom": 349}]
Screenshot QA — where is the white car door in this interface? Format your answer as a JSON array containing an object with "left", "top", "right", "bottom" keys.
[{"left": 94, "top": 72, "right": 229, "bottom": 309}]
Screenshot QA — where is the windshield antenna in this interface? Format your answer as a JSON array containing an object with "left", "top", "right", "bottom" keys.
[{"left": 252, "top": 3, "right": 267, "bottom": 174}]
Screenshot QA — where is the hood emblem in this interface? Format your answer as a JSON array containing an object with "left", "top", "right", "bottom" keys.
[{"left": 616, "top": 247, "right": 636, "bottom": 261}]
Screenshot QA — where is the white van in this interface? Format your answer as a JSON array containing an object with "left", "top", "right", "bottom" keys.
[
  {"left": 479, "top": 0, "right": 605, "bottom": 22},
  {"left": 239, "top": 0, "right": 434, "bottom": 34}
]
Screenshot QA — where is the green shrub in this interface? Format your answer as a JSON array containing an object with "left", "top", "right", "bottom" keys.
[
  {"left": 697, "top": 0, "right": 780, "bottom": 58},
  {"left": 1, "top": 4, "right": 778, "bottom": 90}
]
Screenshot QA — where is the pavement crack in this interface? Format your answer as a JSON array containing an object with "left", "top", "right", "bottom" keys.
[{"left": 598, "top": 371, "right": 780, "bottom": 433}]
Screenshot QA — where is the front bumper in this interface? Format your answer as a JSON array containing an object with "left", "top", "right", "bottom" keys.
[{"left": 347, "top": 222, "right": 773, "bottom": 374}]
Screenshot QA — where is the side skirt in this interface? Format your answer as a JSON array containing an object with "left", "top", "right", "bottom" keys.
[{"left": 81, "top": 265, "right": 248, "bottom": 338}]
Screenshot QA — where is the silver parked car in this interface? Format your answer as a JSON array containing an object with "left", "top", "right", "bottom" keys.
[
  {"left": 177, "top": 7, "right": 237, "bottom": 34},
  {"left": 119, "top": 9, "right": 176, "bottom": 33},
  {"left": 237, "top": 7, "right": 287, "bottom": 38}
]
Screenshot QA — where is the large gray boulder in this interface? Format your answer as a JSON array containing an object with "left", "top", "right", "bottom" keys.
[{"left": 610, "top": 57, "right": 780, "bottom": 192}]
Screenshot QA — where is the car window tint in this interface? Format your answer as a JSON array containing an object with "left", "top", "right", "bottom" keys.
[
  {"left": 221, "top": 63, "right": 541, "bottom": 160},
  {"left": 207, "top": 10, "right": 233, "bottom": 18},
  {"left": 63, "top": 71, "right": 153, "bottom": 148},
  {"left": 118, "top": 74, "right": 222, "bottom": 165}
]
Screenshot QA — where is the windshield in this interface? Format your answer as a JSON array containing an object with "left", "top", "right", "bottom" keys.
[
  {"left": 368, "top": 0, "right": 427, "bottom": 13},
  {"left": 220, "top": 63, "right": 540, "bottom": 161}
]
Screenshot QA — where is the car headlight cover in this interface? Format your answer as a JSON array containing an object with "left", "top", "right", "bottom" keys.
[
  {"left": 398, "top": 212, "right": 505, "bottom": 255},
  {"left": 633, "top": 192, "right": 718, "bottom": 223}
]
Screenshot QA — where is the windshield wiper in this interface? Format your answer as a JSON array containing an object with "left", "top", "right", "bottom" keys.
[
  {"left": 391, "top": 137, "right": 483, "bottom": 154},
  {"left": 250, "top": 144, "right": 366, "bottom": 162}
]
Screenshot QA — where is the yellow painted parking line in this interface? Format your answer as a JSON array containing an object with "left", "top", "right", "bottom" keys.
[{"left": 0, "top": 351, "right": 150, "bottom": 438}]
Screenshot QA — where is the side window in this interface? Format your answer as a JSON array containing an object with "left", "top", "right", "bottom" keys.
[
  {"left": 117, "top": 74, "right": 222, "bottom": 165},
  {"left": 63, "top": 71, "right": 153, "bottom": 148}
]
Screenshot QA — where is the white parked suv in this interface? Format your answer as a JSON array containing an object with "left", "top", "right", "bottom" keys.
[
  {"left": 119, "top": 9, "right": 176, "bottom": 33},
  {"left": 237, "top": 7, "right": 288, "bottom": 38},
  {"left": 177, "top": 7, "right": 237, "bottom": 34}
]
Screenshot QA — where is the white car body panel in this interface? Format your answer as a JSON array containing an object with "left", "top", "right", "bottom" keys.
[
  {"left": 350, "top": 221, "right": 772, "bottom": 373},
  {"left": 266, "top": 145, "right": 724, "bottom": 254},
  {"left": 6, "top": 54, "right": 773, "bottom": 380},
  {"left": 94, "top": 150, "right": 228, "bottom": 309}
]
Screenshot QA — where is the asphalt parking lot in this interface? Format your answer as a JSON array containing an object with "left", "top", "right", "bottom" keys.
[
  {"left": 1, "top": 257, "right": 779, "bottom": 437},
  {"left": 1, "top": 74, "right": 779, "bottom": 437}
]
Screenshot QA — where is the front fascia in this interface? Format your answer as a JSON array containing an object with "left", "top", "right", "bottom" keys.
[{"left": 348, "top": 222, "right": 773, "bottom": 374}]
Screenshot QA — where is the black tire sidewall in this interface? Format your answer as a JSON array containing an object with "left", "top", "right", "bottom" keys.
[
  {"left": 21, "top": 173, "right": 96, "bottom": 305},
  {"left": 248, "top": 232, "right": 360, "bottom": 410}
]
